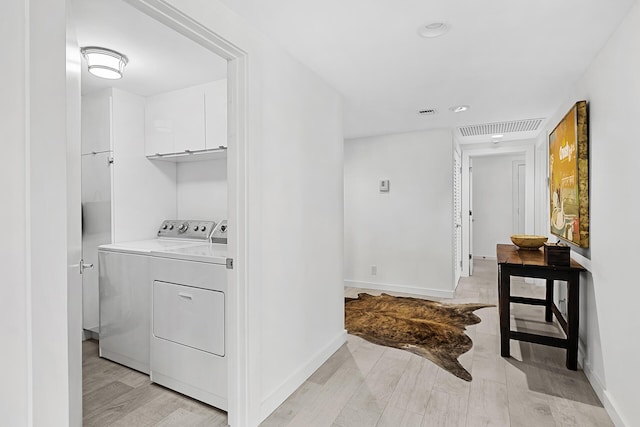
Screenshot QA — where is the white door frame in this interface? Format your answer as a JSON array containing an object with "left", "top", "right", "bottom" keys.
[
  {"left": 453, "top": 149, "right": 463, "bottom": 287},
  {"left": 512, "top": 160, "right": 526, "bottom": 234},
  {"left": 468, "top": 158, "right": 474, "bottom": 275},
  {"left": 66, "top": 11, "right": 84, "bottom": 424},
  {"left": 67, "top": 1, "right": 250, "bottom": 424},
  {"left": 461, "top": 143, "right": 535, "bottom": 276}
]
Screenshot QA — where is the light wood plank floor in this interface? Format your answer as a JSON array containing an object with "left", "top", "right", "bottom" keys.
[
  {"left": 84, "top": 259, "right": 613, "bottom": 426},
  {"left": 82, "top": 341, "right": 227, "bottom": 426}
]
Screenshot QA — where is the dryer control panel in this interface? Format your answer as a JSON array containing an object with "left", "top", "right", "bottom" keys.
[
  {"left": 157, "top": 220, "right": 216, "bottom": 240},
  {"left": 210, "top": 220, "right": 228, "bottom": 244}
]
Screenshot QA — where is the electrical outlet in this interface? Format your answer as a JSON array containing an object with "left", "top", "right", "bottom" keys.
[{"left": 371, "top": 265, "right": 377, "bottom": 275}]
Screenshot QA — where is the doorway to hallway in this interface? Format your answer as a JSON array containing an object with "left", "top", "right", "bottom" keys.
[{"left": 461, "top": 143, "right": 535, "bottom": 276}]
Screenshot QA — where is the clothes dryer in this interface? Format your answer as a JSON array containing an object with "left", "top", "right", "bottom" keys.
[{"left": 149, "top": 242, "right": 228, "bottom": 409}]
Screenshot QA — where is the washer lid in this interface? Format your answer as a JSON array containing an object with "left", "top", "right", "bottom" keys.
[{"left": 151, "top": 243, "right": 227, "bottom": 264}]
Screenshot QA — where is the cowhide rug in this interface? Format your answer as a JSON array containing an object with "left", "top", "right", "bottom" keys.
[{"left": 345, "top": 293, "right": 493, "bottom": 381}]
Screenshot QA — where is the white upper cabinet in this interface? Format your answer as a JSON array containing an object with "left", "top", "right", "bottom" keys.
[
  {"left": 145, "top": 79, "right": 227, "bottom": 159},
  {"left": 204, "top": 79, "right": 228, "bottom": 150},
  {"left": 145, "top": 84, "right": 206, "bottom": 156},
  {"left": 82, "top": 89, "right": 112, "bottom": 154}
]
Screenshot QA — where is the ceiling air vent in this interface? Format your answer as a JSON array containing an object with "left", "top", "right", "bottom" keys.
[
  {"left": 458, "top": 118, "right": 544, "bottom": 137},
  {"left": 418, "top": 109, "right": 437, "bottom": 116}
]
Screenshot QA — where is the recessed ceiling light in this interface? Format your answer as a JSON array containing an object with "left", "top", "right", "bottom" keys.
[
  {"left": 417, "top": 22, "right": 450, "bottom": 38},
  {"left": 491, "top": 134, "right": 504, "bottom": 140},
  {"left": 417, "top": 109, "right": 438, "bottom": 116},
  {"left": 449, "top": 105, "right": 470, "bottom": 113}
]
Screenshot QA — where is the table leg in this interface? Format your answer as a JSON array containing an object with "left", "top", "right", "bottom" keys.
[
  {"left": 545, "top": 279, "right": 554, "bottom": 322},
  {"left": 497, "top": 265, "right": 502, "bottom": 300},
  {"left": 499, "top": 267, "right": 511, "bottom": 357},
  {"left": 566, "top": 271, "right": 580, "bottom": 370}
]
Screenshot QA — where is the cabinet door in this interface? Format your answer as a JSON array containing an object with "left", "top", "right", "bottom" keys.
[
  {"left": 204, "top": 79, "right": 228, "bottom": 150},
  {"left": 81, "top": 89, "right": 112, "bottom": 154},
  {"left": 145, "top": 85, "right": 206, "bottom": 156},
  {"left": 81, "top": 151, "right": 112, "bottom": 332}
]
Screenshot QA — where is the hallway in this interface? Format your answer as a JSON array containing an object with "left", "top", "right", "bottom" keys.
[{"left": 264, "top": 259, "right": 612, "bottom": 426}]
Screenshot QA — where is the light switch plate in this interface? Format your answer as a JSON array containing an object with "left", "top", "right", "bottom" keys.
[{"left": 379, "top": 179, "right": 390, "bottom": 192}]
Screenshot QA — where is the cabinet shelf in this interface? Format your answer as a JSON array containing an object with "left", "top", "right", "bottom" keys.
[{"left": 146, "top": 147, "right": 227, "bottom": 163}]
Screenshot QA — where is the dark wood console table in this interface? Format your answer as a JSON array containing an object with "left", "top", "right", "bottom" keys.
[{"left": 496, "top": 244, "right": 585, "bottom": 370}]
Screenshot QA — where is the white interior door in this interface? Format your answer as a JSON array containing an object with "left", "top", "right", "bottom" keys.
[
  {"left": 468, "top": 160, "right": 474, "bottom": 275},
  {"left": 66, "top": 12, "right": 83, "bottom": 426},
  {"left": 453, "top": 151, "right": 462, "bottom": 285}
]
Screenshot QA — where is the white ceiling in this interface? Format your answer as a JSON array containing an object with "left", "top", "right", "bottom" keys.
[
  {"left": 71, "top": 0, "right": 227, "bottom": 97},
  {"left": 218, "top": 0, "right": 636, "bottom": 142},
  {"left": 70, "top": 0, "right": 635, "bottom": 143}
]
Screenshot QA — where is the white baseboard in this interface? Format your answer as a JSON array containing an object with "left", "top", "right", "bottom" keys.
[
  {"left": 583, "top": 360, "right": 627, "bottom": 427},
  {"left": 344, "top": 280, "right": 455, "bottom": 299},
  {"left": 82, "top": 329, "right": 99, "bottom": 341},
  {"left": 258, "top": 330, "right": 347, "bottom": 423}
]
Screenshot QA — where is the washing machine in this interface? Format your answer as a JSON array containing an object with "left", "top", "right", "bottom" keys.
[
  {"left": 97, "top": 220, "right": 217, "bottom": 374},
  {"left": 149, "top": 223, "right": 228, "bottom": 409}
]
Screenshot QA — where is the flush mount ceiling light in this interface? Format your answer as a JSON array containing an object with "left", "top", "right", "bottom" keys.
[
  {"left": 80, "top": 46, "right": 128, "bottom": 80},
  {"left": 449, "top": 105, "right": 470, "bottom": 113},
  {"left": 417, "top": 22, "right": 450, "bottom": 38}
]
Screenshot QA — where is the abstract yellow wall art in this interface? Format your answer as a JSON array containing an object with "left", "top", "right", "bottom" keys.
[{"left": 549, "top": 101, "right": 589, "bottom": 247}]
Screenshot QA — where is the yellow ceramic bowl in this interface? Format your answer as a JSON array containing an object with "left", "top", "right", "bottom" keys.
[{"left": 510, "top": 234, "right": 548, "bottom": 250}]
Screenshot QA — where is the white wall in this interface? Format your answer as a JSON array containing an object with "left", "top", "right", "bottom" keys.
[
  {"left": 256, "top": 38, "right": 345, "bottom": 420},
  {"left": 0, "top": 0, "right": 73, "bottom": 425},
  {"left": 534, "top": 141, "right": 548, "bottom": 236},
  {"left": 151, "top": 1, "right": 347, "bottom": 424},
  {"left": 472, "top": 154, "right": 524, "bottom": 258},
  {"left": 536, "top": 3, "right": 640, "bottom": 425},
  {"left": 176, "top": 159, "right": 227, "bottom": 220},
  {"left": 344, "top": 130, "right": 455, "bottom": 297},
  {"left": 0, "top": 0, "right": 29, "bottom": 424},
  {"left": 111, "top": 88, "right": 177, "bottom": 242}
]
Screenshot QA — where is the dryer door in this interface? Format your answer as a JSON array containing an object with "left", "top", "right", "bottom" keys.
[{"left": 153, "top": 281, "right": 225, "bottom": 356}]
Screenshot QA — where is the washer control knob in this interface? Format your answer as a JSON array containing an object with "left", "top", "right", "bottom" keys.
[
  {"left": 178, "top": 222, "right": 189, "bottom": 233},
  {"left": 169, "top": 224, "right": 174, "bottom": 230},
  {"left": 194, "top": 226, "right": 199, "bottom": 231},
  {"left": 201, "top": 226, "right": 206, "bottom": 232},
  {"left": 162, "top": 224, "right": 168, "bottom": 230}
]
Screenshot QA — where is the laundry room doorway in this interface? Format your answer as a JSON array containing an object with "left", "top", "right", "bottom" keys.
[{"left": 66, "top": 0, "right": 248, "bottom": 424}]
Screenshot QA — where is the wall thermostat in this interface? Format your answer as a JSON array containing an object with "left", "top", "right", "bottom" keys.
[{"left": 379, "top": 179, "right": 390, "bottom": 192}]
